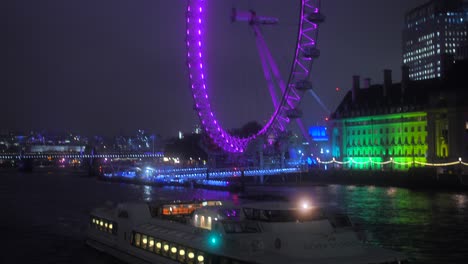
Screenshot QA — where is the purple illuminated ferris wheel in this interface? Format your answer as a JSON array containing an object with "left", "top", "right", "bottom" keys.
[{"left": 186, "top": 0, "right": 324, "bottom": 153}]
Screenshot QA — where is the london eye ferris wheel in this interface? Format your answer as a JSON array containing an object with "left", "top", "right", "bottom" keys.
[{"left": 185, "top": 0, "right": 325, "bottom": 153}]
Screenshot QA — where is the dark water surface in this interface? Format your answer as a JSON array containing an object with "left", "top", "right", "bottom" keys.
[{"left": 1, "top": 169, "right": 467, "bottom": 263}]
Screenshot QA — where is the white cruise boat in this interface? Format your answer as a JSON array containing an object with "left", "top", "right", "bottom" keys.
[{"left": 86, "top": 199, "right": 409, "bottom": 264}]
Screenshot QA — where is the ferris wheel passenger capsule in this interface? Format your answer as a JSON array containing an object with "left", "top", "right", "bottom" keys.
[
  {"left": 286, "top": 108, "right": 303, "bottom": 119},
  {"left": 295, "top": 80, "right": 313, "bottom": 91},
  {"left": 307, "top": 12, "right": 325, "bottom": 23},
  {"left": 303, "top": 47, "right": 321, "bottom": 59}
]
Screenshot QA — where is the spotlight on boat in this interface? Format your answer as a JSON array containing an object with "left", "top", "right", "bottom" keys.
[{"left": 299, "top": 199, "right": 312, "bottom": 210}]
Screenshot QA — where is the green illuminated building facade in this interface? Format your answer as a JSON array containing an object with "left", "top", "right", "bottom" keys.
[{"left": 330, "top": 63, "right": 468, "bottom": 171}]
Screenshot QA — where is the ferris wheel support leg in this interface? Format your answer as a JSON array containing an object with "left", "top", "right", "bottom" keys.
[
  {"left": 254, "top": 27, "right": 280, "bottom": 109},
  {"left": 252, "top": 25, "right": 288, "bottom": 95}
]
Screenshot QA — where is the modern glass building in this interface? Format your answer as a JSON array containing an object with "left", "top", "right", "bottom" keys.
[{"left": 402, "top": 0, "right": 468, "bottom": 80}]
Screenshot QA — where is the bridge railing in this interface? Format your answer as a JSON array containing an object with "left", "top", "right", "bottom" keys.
[{"left": 0, "top": 152, "right": 164, "bottom": 160}]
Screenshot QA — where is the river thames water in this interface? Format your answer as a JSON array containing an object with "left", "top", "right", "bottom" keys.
[{"left": 1, "top": 168, "right": 467, "bottom": 264}]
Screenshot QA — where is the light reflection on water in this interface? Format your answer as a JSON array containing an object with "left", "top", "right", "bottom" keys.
[{"left": 1, "top": 169, "right": 467, "bottom": 264}]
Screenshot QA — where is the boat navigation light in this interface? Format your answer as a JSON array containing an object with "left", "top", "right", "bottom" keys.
[{"left": 208, "top": 233, "right": 221, "bottom": 248}]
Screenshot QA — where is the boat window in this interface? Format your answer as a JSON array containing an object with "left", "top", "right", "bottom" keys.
[
  {"left": 187, "top": 249, "right": 196, "bottom": 262},
  {"left": 134, "top": 232, "right": 141, "bottom": 247},
  {"left": 197, "top": 252, "right": 205, "bottom": 264},
  {"left": 220, "top": 209, "right": 240, "bottom": 220},
  {"left": 200, "top": 216, "right": 205, "bottom": 229},
  {"left": 155, "top": 240, "right": 162, "bottom": 254},
  {"left": 162, "top": 241, "right": 170, "bottom": 256},
  {"left": 177, "top": 246, "right": 186, "bottom": 263},
  {"left": 148, "top": 237, "right": 154, "bottom": 251},
  {"left": 130, "top": 231, "right": 215, "bottom": 264},
  {"left": 169, "top": 244, "right": 178, "bottom": 260},
  {"left": 90, "top": 216, "right": 117, "bottom": 235},
  {"left": 243, "top": 208, "right": 325, "bottom": 222},
  {"left": 118, "top": 210, "right": 129, "bottom": 218},
  {"left": 141, "top": 234, "right": 148, "bottom": 249},
  {"left": 222, "top": 221, "right": 261, "bottom": 233}
]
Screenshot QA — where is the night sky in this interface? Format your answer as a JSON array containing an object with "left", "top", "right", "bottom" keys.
[{"left": 3, "top": 0, "right": 427, "bottom": 138}]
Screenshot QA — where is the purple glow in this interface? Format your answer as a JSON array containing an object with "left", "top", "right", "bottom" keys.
[{"left": 185, "top": 0, "right": 321, "bottom": 152}]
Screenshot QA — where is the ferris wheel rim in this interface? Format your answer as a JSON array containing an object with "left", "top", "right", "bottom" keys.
[{"left": 185, "top": 0, "right": 321, "bottom": 153}]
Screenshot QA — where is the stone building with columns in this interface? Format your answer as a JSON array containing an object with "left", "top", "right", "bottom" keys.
[{"left": 329, "top": 60, "right": 468, "bottom": 170}]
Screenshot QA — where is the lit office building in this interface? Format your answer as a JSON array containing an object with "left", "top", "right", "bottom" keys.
[{"left": 403, "top": 0, "right": 468, "bottom": 80}]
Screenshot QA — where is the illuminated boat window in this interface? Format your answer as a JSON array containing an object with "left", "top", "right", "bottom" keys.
[
  {"left": 129, "top": 230, "right": 242, "bottom": 264},
  {"left": 155, "top": 240, "right": 162, "bottom": 254},
  {"left": 148, "top": 237, "right": 154, "bottom": 251},
  {"left": 90, "top": 216, "right": 117, "bottom": 235},
  {"left": 197, "top": 253, "right": 205, "bottom": 264},
  {"left": 170, "top": 245, "right": 178, "bottom": 260},
  {"left": 134, "top": 233, "right": 141, "bottom": 247},
  {"left": 141, "top": 235, "right": 148, "bottom": 249},
  {"left": 162, "top": 242, "right": 170, "bottom": 256},
  {"left": 178, "top": 247, "right": 186, "bottom": 263}
]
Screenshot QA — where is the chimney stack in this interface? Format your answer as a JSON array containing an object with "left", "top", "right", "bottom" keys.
[
  {"left": 383, "top": 69, "right": 392, "bottom": 97},
  {"left": 401, "top": 65, "right": 409, "bottom": 94},
  {"left": 352, "top": 75, "right": 360, "bottom": 103},
  {"left": 363, "top": 78, "right": 371, "bottom": 89}
]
